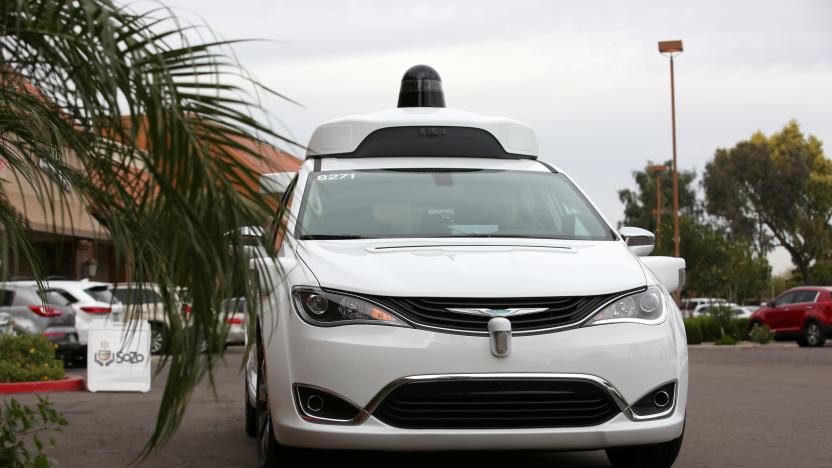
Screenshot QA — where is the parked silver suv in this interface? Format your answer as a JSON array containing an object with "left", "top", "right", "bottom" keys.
[{"left": 0, "top": 283, "right": 81, "bottom": 362}]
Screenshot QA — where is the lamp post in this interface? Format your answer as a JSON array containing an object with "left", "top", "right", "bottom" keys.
[
  {"left": 658, "top": 39, "right": 683, "bottom": 302},
  {"left": 647, "top": 164, "right": 669, "bottom": 250},
  {"left": 658, "top": 40, "right": 682, "bottom": 258}
]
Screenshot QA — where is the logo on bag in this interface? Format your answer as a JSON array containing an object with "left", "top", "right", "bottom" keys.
[{"left": 94, "top": 340, "right": 114, "bottom": 367}]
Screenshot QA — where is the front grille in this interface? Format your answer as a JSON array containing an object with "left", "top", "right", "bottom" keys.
[
  {"left": 373, "top": 289, "right": 637, "bottom": 335},
  {"left": 373, "top": 379, "right": 621, "bottom": 429}
]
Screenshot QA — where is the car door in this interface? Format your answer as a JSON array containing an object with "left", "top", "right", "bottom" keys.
[
  {"left": 782, "top": 290, "right": 819, "bottom": 333},
  {"left": 766, "top": 292, "right": 796, "bottom": 331}
]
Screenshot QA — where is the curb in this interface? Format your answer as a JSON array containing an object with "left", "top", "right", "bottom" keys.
[{"left": 0, "top": 376, "right": 86, "bottom": 395}]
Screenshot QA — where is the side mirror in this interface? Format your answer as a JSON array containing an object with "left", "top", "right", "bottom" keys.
[
  {"left": 619, "top": 227, "right": 655, "bottom": 256},
  {"left": 228, "top": 226, "right": 268, "bottom": 260},
  {"left": 640, "top": 256, "right": 686, "bottom": 293}
]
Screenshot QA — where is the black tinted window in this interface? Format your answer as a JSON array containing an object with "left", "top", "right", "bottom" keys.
[
  {"left": 86, "top": 286, "right": 116, "bottom": 304},
  {"left": 39, "top": 290, "right": 72, "bottom": 307},
  {"left": 774, "top": 292, "right": 795, "bottom": 307},
  {"left": 112, "top": 288, "right": 163, "bottom": 305},
  {"left": 793, "top": 290, "right": 818, "bottom": 304},
  {"left": 0, "top": 290, "right": 13, "bottom": 307}
]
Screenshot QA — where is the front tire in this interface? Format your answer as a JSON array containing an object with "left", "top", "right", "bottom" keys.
[
  {"left": 801, "top": 321, "right": 826, "bottom": 347},
  {"left": 149, "top": 323, "right": 167, "bottom": 355},
  {"left": 606, "top": 426, "right": 684, "bottom": 468},
  {"left": 245, "top": 381, "right": 257, "bottom": 438},
  {"left": 256, "top": 326, "right": 285, "bottom": 467}
]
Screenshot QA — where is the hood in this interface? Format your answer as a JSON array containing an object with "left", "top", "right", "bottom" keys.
[{"left": 296, "top": 238, "right": 646, "bottom": 297}]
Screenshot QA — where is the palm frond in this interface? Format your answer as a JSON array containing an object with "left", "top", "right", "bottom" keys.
[{"left": 0, "top": 0, "right": 296, "bottom": 457}]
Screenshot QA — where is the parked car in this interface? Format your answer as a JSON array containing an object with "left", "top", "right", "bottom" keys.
[
  {"left": 11, "top": 279, "right": 123, "bottom": 349},
  {"left": 111, "top": 283, "right": 184, "bottom": 354},
  {"left": 244, "top": 66, "right": 688, "bottom": 468},
  {"left": 221, "top": 297, "right": 246, "bottom": 346},
  {"left": 0, "top": 283, "right": 81, "bottom": 361},
  {"left": 690, "top": 302, "right": 740, "bottom": 318},
  {"left": 749, "top": 287, "right": 832, "bottom": 347},
  {"left": 681, "top": 297, "right": 727, "bottom": 317},
  {"left": 738, "top": 306, "right": 759, "bottom": 319}
]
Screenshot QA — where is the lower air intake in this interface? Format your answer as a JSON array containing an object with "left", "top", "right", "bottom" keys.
[{"left": 373, "top": 378, "right": 620, "bottom": 429}]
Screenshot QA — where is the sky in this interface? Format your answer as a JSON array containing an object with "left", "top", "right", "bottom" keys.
[{"left": 146, "top": 0, "right": 831, "bottom": 274}]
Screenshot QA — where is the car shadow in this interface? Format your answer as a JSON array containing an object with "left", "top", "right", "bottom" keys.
[{"left": 291, "top": 448, "right": 611, "bottom": 467}]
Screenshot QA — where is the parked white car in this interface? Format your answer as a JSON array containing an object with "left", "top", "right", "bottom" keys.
[
  {"left": 245, "top": 66, "right": 688, "bottom": 468},
  {"left": 12, "top": 279, "right": 123, "bottom": 347},
  {"left": 681, "top": 297, "right": 726, "bottom": 317},
  {"left": 111, "top": 282, "right": 181, "bottom": 354}
]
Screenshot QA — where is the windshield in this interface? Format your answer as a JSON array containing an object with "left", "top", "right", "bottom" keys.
[
  {"left": 86, "top": 286, "right": 117, "bottom": 304},
  {"left": 296, "top": 169, "right": 614, "bottom": 241}
]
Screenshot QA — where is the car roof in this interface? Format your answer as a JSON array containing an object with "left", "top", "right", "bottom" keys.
[
  {"left": 307, "top": 107, "right": 538, "bottom": 159},
  {"left": 317, "top": 156, "right": 553, "bottom": 173}
]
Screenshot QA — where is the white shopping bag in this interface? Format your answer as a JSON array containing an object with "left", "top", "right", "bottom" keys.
[{"left": 87, "top": 319, "right": 151, "bottom": 392}]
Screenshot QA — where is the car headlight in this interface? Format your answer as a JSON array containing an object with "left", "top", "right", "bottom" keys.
[
  {"left": 584, "top": 286, "right": 668, "bottom": 326},
  {"left": 292, "top": 287, "right": 410, "bottom": 327}
]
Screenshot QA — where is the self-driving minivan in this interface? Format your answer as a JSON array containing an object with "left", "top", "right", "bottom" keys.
[{"left": 245, "top": 65, "right": 688, "bottom": 468}]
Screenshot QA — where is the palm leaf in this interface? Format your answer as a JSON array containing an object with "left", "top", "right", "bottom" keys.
[{"left": 0, "top": 0, "right": 297, "bottom": 457}]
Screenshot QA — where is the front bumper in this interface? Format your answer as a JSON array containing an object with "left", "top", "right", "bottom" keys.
[
  {"left": 278, "top": 410, "right": 685, "bottom": 451},
  {"left": 264, "top": 300, "right": 688, "bottom": 450}
]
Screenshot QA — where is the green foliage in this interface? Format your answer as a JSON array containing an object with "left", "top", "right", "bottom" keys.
[
  {"left": 683, "top": 318, "right": 703, "bottom": 344},
  {"left": 668, "top": 217, "right": 770, "bottom": 301},
  {"left": 618, "top": 162, "right": 770, "bottom": 301},
  {"left": 703, "top": 121, "right": 832, "bottom": 283},
  {"left": 1, "top": 0, "right": 297, "bottom": 455},
  {"left": 617, "top": 160, "right": 699, "bottom": 233},
  {"left": 0, "top": 335, "right": 64, "bottom": 383},
  {"left": 684, "top": 316, "right": 749, "bottom": 343},
  {"left": 749, "top": 323, "right": 774, "bottom": 344},
  {"left": 715, "top": 335, "right": 737, "bottom": 346},
  {"left": 0, "top": 397, "right": 67, "bottom": 468}
]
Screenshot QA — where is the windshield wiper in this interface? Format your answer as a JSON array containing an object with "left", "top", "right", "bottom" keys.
[{"left": 299, "top": 234, "right": 367, "bottom": 240}]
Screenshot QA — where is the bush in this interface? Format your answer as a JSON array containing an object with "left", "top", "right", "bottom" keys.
[
  {"left": 749, "top": 323, "right": 774, "bottom": 344},
  {"left": 683, "top": 318, "right": 703, "bottom": 344},
  {"left": 715, "top": 335, "right": 737, "bottom": 346},
  {"left": 0, "top": 335, "right": 64, "bottom": 383},
  {"left": 0, "top": 397, "right": 67, "bottom": 467},
  {"left": 725, "top": 317, "right": 749, "bottom": 341},
  {"left": 699, "top": 316, "right": 722, "bottom": 342}
]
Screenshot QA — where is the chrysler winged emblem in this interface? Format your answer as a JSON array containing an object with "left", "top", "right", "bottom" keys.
[{"left": 446, "top": 307, "right": 547, "bottom": 317}]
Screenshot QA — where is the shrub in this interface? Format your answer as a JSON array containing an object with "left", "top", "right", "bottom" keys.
[
  {"left": 683, "top": 318, "right": 703, "bottom": 344},
  {"left": 749, "top": 323, "right": 774, "bottom": 344},
  {"left": 699, "top": 316, "right": 722, "bottom": 342},
  {"left": 728, "top": 318, "right": 749, "bottom": 341},
  {"left": 715, "top": 335, "right": 737, "bottom": 346},
  {"left": 0, "top": 335, "right": 64, "bottom": 383},
  {"left": 0, "top": 397, "right": 67, "bottom": 468}
]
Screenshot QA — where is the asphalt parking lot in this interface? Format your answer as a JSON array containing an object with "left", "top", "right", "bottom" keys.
[{"left": 5, "top": 344, "right": 831, "bottom": 467}]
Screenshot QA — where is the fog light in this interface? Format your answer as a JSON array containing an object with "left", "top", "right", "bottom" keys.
[
  {"left": 630, "top": 381, "right": 676, "bottom": 418},
  {"left": 294, "top": 385, "right": 363, "bottom": 423},
  {"left": 306, "top": 394, "right": 325, "bottom": 412},
  {"left": 653, "top": 390, "right": 670, "bottom": 408}
]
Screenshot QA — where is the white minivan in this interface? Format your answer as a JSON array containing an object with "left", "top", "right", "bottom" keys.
[{"left": 246, "top": 66, "right": 688, "bottom": 468}]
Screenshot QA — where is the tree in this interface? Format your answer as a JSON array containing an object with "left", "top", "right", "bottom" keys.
[
  {"left": 666, "top": 217, "right": 769, "bottom": 302},
  {"left": 617, "top": 160, "right": 698, "bottom": 251},
  {"left": 619, "top": 162, "right": 770, "bottom": 302},
  {"left": 1, "top": 0, "right": 295, "bottom": 456},
  {"left": 703, "top": 121, "right": 832, "bottom": 283}
]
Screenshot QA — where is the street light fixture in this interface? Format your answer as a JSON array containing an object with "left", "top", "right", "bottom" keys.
[{"left": 658, "top": 39, "right": 682, "bottom": 302}]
